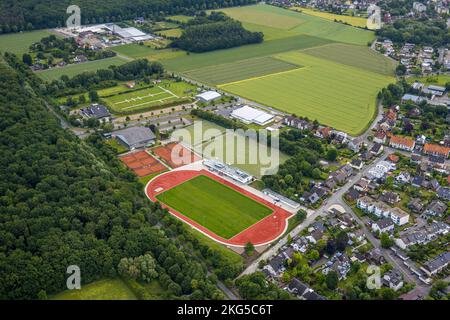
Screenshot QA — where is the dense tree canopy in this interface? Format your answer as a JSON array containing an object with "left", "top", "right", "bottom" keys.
[
  {"left": 0, "top": 0, "right": 258, "bottom": 33},
  {"left": 0, "top": 55, "right": 239, "bottom": 299},
  {"left": 173, "top": 13, "right": 263, "bottom": 52}
]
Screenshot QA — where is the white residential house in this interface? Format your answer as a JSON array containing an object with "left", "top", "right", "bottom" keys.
[
  {"left": 390, "top": 207, "right": 410, "bottom": 226},
  {"left": 372, "top": 218, "right": 395, "bottom": 233},
  {"left": 396, "top": 172, "right": 411, "bottom": 184}
]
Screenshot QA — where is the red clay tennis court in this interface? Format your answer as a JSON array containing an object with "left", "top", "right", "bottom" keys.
[
  {"left": 119, "top": 151, "right": 166, "bottom": 177},
  {"left": 145, "top": 169, "right": 293, "bottom": 247},
  {"left": 152, "top": 142, "right": 201, "bottom": 168}
]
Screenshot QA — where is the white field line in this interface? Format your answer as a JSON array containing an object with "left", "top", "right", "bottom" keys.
[
  {"left": 158, "top": 85, "right": 179, "bottom": 98},
  {"left": 122, "top": 95, "right": 177, "bottom": 110},
  {"left": 114, "top": 91, "right": 167, "bottom": 105}
]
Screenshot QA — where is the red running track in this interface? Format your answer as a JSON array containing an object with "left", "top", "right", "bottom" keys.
[{"left": 145, "top": 169, "right": 293, "bottom": 247}]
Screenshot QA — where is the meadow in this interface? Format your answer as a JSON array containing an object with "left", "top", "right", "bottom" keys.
[
  {"left": 0, "top": 30, "right": 58, "bottom": 55},
  {"left": 36, "top": 56, "right": 128, "bottom": 81},
  {"left": 182, "top": 56, "right": 301, "bottom": 85},
  {"left": 219, "top": 52, "right": 394, "bottom": 135},
  {"left": 51, "top": 278, "right": 137, "bottom": 300},
  {"left": 156, "top": 175, "right": 273, "bottom": 239},
  {"left": 112, "top": 43, "right": 157, "bottom": 58},
  {"left": 291, "top": 7, "right": 368, "bottom": 28},
  {"left": 156, "top": 28, "right": 182, "bottom": 38}
]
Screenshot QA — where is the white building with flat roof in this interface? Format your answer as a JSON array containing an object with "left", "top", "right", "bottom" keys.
[
  {"left": 230, "top": 105, "right": 274, "bottom": 126},
  {"left": 196, "top": 91, "right": 221, "bottom": 103}
]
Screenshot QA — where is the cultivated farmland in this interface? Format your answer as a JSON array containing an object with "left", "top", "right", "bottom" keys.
[
  {"left": 219, "top": 52, "right": 394, "bottom": 135},
  {"left": 162, "top": 34, "right": 332, "bottom": 72},
  {"left": 291, "top": 7, "right": 368, "bottom": 28},
  {"left": 156, "top": 175, "right": 273, "bottom": 239},
  {"left": 301, "top": 43, "right": 396, "bottom": 76},
  {"left": 217, "top": 4, "right": 374, "bottom": 45},
  {"left": 182, "top": 56, "right": 301, "bottom": 85}
]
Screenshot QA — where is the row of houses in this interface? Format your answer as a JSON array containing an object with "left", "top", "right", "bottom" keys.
[
  {"left": 357, "top": 196, "right": 410, "bottom": 226},
  {"left": 395, "top": 221, "right": 449, "bottom": 250}
]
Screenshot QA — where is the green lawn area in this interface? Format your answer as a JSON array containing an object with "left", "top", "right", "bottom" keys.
[
  {"left": 51, "top": 278, "right": 137, "bottom": 300},
  {"left": 168, "top": 15, "right": 194, "bottom": 23},
  {"left": 0, "top": 30, "right": 58, "bottom": 55},
  {"left": 139, "top": 170, "right": 168, "bottom": 186},
  {"left": 407, "top": 74, "right": 450, "bottom": 86},
  {"left": 219, "top": 51, "right": 394, "bottom": 135},
  {"left": 36, "top": 56, "right": 128, "bottom": 81},
  {"left": 162, "top": 34, "right": 332, "bottom": 72},
  {"left": 182, "top": 56, "right": 301, "bottom": 85},
  {"left": 102, "top": 80, "right": 196, "bottom": 114},
  {"left": 156, "top": 28, "right": 183, "bottom": 38},
  {"left": 112, "top": 43, "right": 157, "bottom": 58},
  {"left": 217, "top": 4, "right": 374, "bottom": 46},
  {"left": 301, "top": 43, "right": 396, "bottom": 76},
  {"left": 156, "top": 175, "right": 273, "bottom": 239},
  {"left": 105, "top": 137, "right": 128, "bottom": 154}
]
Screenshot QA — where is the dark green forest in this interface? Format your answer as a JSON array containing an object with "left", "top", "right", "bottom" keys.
[
  {"left": 0, "top": 55, "right": 242, "bottom": 299},
  {"left": 376, "top": 18, "right": 450, "bottom": 46},
  {"left": 0, "top": 0, "right": 258, "bottom": 33},
  {"left": 172, "top": 12, "right": 263, "bottom": 52}
]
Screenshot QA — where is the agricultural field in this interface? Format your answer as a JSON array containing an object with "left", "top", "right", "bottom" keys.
[
  {"left": 112, "top": 43, "right": 157, "bottom": 59},
  {"left": 102, "top": 80, "right": 196, "bottom": 114},
  {"left": 0, "top": 30, "right": 58, "bottom": 55},
  {"left": 291, "top": 7, "right": 368, "bottom": 28},
  {"left": 217, "top": 4, "right": 374, "bottom": 45},
  {"left": 156, "top": 175, "right": 273, "bottom": 239},
  {"left": 219, "top": 52, "right": 394, "bottom": 135},
  {"left": 162, "top": 34, "right": 332, "bottom": 72},
  {"left": 51, "top": 278, "right": 137, "bottom": 300},
  {"left": 182, "top": 56, "right": 301, "bottom": 85},
  {"left": 36, "top": 56, "right": 128, "bottom": 81},
  {"left": 301, "top": 43, "right": 396, "bottom": 76}
]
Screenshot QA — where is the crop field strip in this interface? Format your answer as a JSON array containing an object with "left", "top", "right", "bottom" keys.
[
  {"left": 219, "top": 51, "right": 394, "bottom": 135},
  {"left": 301, "top": 43, "right": 396, "bottom": 76},
  {"left": 162, "top": 34, "right": 333, "bottom": 72},
  {"left": 181, "top": 56, "right": 302, "bottom": 85},
  {"left": 155, "top": 175, "right": 273, "bottom": 239},
  {"left": 217, "top": 4, "right": 374, "bottom": 46}
]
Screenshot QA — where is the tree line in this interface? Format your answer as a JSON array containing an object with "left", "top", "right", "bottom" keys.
[
  {"left": 0, "top": 55, "right": 242, "bottom": 299},
  {"left": 0, "top": 0, "right": 258, "bottom": 34}
]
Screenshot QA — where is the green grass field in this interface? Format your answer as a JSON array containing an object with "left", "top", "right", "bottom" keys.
[
  {"left": 301, "top": 43, "right": 396, "bottom": 76},
  {"left": 156, "top": 28, "right": 182, "bottom": 38},
  {"left": 51, "top": 278, "right": 137, "bottom": 300},
  {"left": 182, "top": 56, "right": 301, "bottom": 85},
  {"left": 112, "top": 44, "right": 157, "bottom": 58},
  {"left": 407, "top": 74, "right": 450, "bottom": 86},
  {"left": 0, "top": 30, "right": 58, "bottom": 55},
  {"left": 156, "top": 175, "right": 273, "bottom": 239},
  {"left": 162, "top": 34, "right": 332, "bottom": 72},
  {"left": 168, "top": 15, "right": 194, "bottom": 23},
  {"left": 219, "top": 51, "right": 394, "bottom": 135},
  {"left": 217, "top": 4, "right": 374, "bottom": 45},
  {"left": 36, "top": 56, "right": 128, "bottom": 81},
  {"left": 103, "top": 80, "right": 195, "bottom": 113}
]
